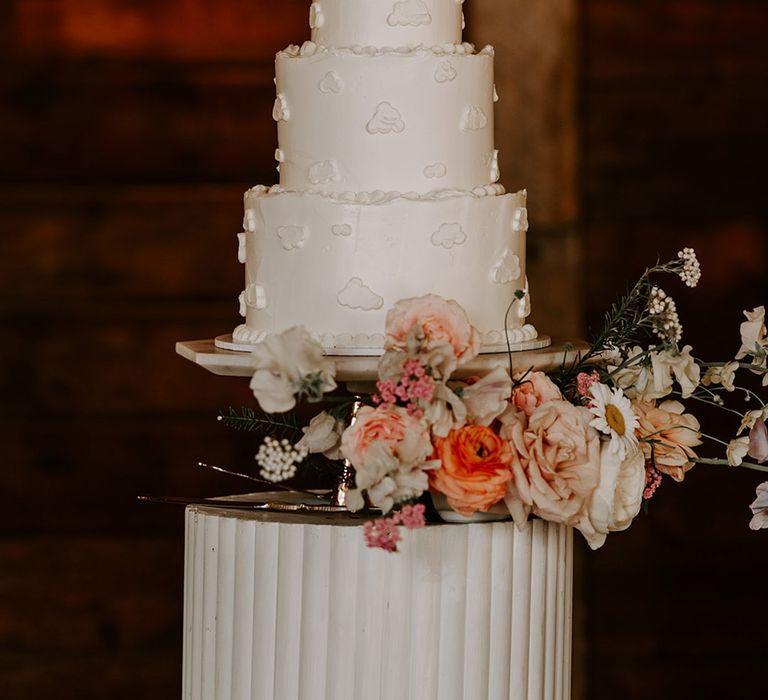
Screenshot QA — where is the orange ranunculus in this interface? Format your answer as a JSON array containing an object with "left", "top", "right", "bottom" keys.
[{"left": 430, "top": 425, "right": 513, "bottom": 516}]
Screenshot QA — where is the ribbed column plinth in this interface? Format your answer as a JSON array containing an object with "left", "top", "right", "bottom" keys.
[{"left": 183, "top": 508, "right": 573, "bottom": 700}]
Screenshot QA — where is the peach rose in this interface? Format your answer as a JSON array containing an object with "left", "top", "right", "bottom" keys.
[
  {"left": 505, "top": 400, "right": 601, "bottom": 528},
  {"left": 633, "top": 400, "right": 701, "bottom": 481},
  {"left": 510, "top": 371, "right": 563, "bottom": 417},
  {"left": 341, "top": 405, "right": 436, "bottom": 513},
  {"left": 385, "top": 294, "right": 480, "bottom": 365},
  {"left": 430, "top": 425, "right": 513, "bottom": 516}
]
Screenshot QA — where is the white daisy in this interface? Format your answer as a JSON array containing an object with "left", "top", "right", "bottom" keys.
[{"left": 588, "top": 383, "right": 640, "bottom": 461}]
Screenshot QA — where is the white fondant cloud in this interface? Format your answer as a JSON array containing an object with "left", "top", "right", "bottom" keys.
[
  {"left": 512, "top": 207, "right": 529, "bottom": 232},
  {"left": 462, "top": 105, "right": 488, "bottom": 131},
  {"left": 277, "top": 225, "right": 309, "bottom": 250},
  {"left": 490, "top": 249, "right": 522, "bottom": 285},
  {"left": 318, "top": 70, "right": 344, "bottom": 94},
  {"left": 332, "top": 224, "right": 353, "bottom": 237},
  {"left": 387, "top": 0, "right": 432, "bottom": 27},
  {"left": 243, "top": 208, "right": 257, "bottom": 232},
  {"left": 434, "top": 61, "right": 457, "bottom": 83},
  {"left": 309, "top": 2, "right": 324, "bottom": 29},
  {"left": 489, "top": 149, "right": 500, "bottom": 182},
  {"left": 493, "top": 84, "right": 499, "bottom": 102},
  {"left": 272, "top": 94, "right": 290, "bottom": 122},
  {"left": 337, "top": 278, "right": 384, "bottom": 311},
  {"left": 431, "top": 222, "right": 467, "bottom": 249},
  {"left": 243, "top": 283, "right": 268, "bottom": 309},
  {"left": 237, "top": 232, "right": 247, "bottom": 263},
  {"left": 274, "top": 148, "right": 285, "bottom": 163},
  {"left": 308, "top": 160, "right": 338, "bottom": 185},
  {"left": 423, "top": 162, "right": 447, "bottom": 179},
  {"left": 366, "top": 102, "right": 405, "bottom": 134}
]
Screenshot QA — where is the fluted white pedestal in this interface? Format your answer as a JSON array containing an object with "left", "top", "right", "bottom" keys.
[{"left": 183, "top": 506, "right": 573, "bottom": 700}]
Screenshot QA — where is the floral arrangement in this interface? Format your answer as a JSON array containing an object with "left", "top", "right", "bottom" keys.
[{"left": 220, "top": 249, "right": 768, "bottom": 550}]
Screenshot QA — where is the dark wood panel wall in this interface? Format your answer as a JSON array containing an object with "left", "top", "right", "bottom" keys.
[
  {"left": 1, "top": 1, "right": 767, "bottom": 698},
  {"left": 2, "top": 2, "right": 307, "bottom": 698},
  {"left": 581, "top": 1, "right": 768, "bottom": 698}
]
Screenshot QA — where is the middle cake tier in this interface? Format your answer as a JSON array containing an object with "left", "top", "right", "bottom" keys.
[{"left": 274, "top": 43, "right": 498, "bottom": 194}]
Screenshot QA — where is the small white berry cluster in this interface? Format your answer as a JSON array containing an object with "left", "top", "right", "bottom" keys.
[
  {"left": 255, "top": 437, "right": 309, "bottom": 483},
  {"left": 677, "top": 247, "right": 701, "bottom": 288},
  {"left": 648, "top": 286, "right": 683, "bottom": 343}
]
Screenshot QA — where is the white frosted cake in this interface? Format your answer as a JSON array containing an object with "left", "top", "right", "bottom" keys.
[{"left": 226, "top": 0, "right": 540, "bottom": 355}]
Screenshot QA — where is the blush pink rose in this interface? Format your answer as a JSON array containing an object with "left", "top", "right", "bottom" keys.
[
  {"left": 341, "top": 404, "right": 426, "bottom": 467},
  {"left": 430, "top": 425, "right": 513, "bottom": 516},
  {"left": 385, "top": 294, "right": 480, "bottom": 364},
  {"left": 505, "top": 400, "right": 601, "bottom": 527},
  {"left": 510, "top": 371, "right": 563, "bottom": 417},
  {"left": 342, "top": 404, "right": 436, "bottom": 513}
]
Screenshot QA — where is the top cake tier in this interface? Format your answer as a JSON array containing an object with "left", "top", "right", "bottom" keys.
[{"left": 310, "top": 0, "right": 465, "bottom": 48}]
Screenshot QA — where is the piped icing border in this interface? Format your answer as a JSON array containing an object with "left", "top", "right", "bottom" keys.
[
  {"left": 233, "top": 323, "right": 538, "bottom": 351},
  {"left": 278, "top": 41, "right": 494, "bottom": 59},
  {"left": 245, "top": 183, "right": 511, "bottom": 205}
]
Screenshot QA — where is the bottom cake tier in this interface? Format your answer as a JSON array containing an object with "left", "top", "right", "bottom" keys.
[
  {"left": 230, "top": 186, "right": 538, "bottom": 354},
  {"left": 183, "top": 507, "right": 573, "bottom": 700}
]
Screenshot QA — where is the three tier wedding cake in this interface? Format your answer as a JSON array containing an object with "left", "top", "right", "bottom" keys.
[{"left": 225, "top": 0, "right": 541, "bottom": 354}]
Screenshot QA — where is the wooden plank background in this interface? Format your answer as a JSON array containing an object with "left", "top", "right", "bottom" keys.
[{"left": 2, "top": 0, "right": 767, "bottom": 698}]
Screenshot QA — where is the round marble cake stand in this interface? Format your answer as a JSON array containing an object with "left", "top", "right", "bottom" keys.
[{"left": 183, "top": 504, "right": 573, "bottom": 700}]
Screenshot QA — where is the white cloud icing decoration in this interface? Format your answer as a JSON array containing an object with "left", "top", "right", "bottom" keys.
[
  {"left": 462, "top": 105, "right": 488, "bottom": 131},
  {"left": 366, "top": 102, "right": 405, "bottom": 135},
  {"left": 237, "top": 232, "right": 247, "bottom": 264},
  {"left": 387, "top": 0, "right": 432, "bottom": 27},
  {"left": 493, "top": 84, "right": 499, "bottom": 102},
  {"left": 337, "top": 278, "right": 384, "bottom": 311},
  {"left": 238, "top": 284, "right": 268, "bottom": 317},
  {"left": 277, "top": 225, "right": 309, "bottom": 250},
  {"left": 272, "top": 94, "right": 290, "bottom": 122},
  {"left": 309, "top": 2, "right": 324, "bottom": 29},
  {"left": 490, "top": 249, "right": 522, "bottom": 285},
  {"left": 332, "top": 224, "right": 353, "bottom": 237},
  {"left": 434, "top": 61, "right": 457, "bottom": 83},
  {"left": 243, "top": 208, "right": 257, "bottom": 232},
  {"left": 274, "top": 148, "right": 285, "bottom": 163},
  {"left": 308, "top": 159, "right": 338, "bottom": 185},
  {"left": 512, "top": 207, "right": 529, "bottom": 232},
  {"left": 489, "top": 149, "right": 500, "bottom": 182},
  {"left": 423, "top": 162, "right": 447, "bottom": 179},
  {"left": 318, "top": 70, "right": 344, "bottom": 94},
  {"left": 431, "top": 222, "right": 467, "bottom": 249}
]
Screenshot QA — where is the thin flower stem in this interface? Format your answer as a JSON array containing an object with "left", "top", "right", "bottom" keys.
[
  {"left": 691, "top": 458, "right": 768, "bottom": 473},
  {"left": 683, "top": 391, "right": 745, "bottom": 418},
  {"left": 698, "top": 361, "right": 767, "bottom": 373}
]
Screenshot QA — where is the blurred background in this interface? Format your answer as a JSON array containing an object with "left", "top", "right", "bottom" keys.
[{"left": 1, "top": 0, "right": 766, "bottom": 698}]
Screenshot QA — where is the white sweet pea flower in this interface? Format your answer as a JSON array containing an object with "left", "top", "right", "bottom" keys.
[
  {"left": 735, "top": 306, "right": 767, "bottom": 361},
  {"left": 577, "top": 445, "right": 646, "bottom": 550},
  {"left": 610, "top": 346, "right": 673, "bottom": 401},
  {"left": 460, "top": 366, "right": 513, "bottom": 426},
  {"left": 423, "top": 382, "right": 467, "bottom": 438},
  {"left": 663, "top": 345, "right": 700, "bottom": 399},
  {"left": 249, "top": 326, "right": 336, "bottom": 413},
  {"left": 738, "top": 408, "right": 768, "bottom": 435},
  {"left": 701, "top": 361, "right": 738, "bottom": 392},
  {"left": 296, "top": 411, "right": 344, "bottom": 459},
  {"left": 726, "top": 437, "right": 751, "bottom": 466}
]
